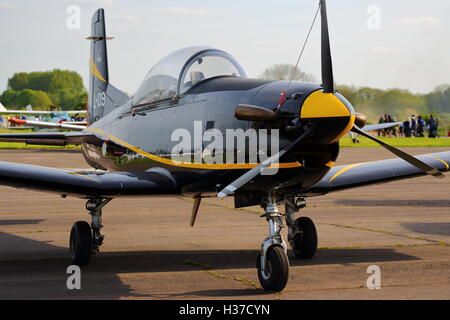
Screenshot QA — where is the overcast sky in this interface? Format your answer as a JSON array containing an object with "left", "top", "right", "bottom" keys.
[{"left": 0, "top": 0, "right": 449, "bottom": 95}]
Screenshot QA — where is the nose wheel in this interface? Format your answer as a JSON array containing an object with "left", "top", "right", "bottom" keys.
[
  {"left": 257, "top": 246, "right": 289, "bottom": 292},
  {"left": 69, "top": 198, "right": 111, "bottom": 266},
  {"left": 256, "top": 193, "right": 290, "bottom": 292}
]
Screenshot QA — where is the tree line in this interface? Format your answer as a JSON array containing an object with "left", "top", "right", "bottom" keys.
[
  {"left": 1, "top": 66, "right": 449, "bottom": 127},
  {"left": 338, "top": 85, "right": 450, "bottom": 122},
  {"left": 0, "top": 70, "right": 87, "bottom": 111}
]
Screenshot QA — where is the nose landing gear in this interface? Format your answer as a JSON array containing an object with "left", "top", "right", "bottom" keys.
[
  {"left": 256, "top": 193, "right": 289, "bottom": 292},
  {"left": 256, "top": 194, "right": 318, "bottom": 292},
  {"left": 69, "top": 198, "right": 111, "bottom": 266}
]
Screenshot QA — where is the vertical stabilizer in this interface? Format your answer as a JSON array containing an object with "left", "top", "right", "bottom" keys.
[
  {"left": 87, "top": 9, "right": 130, "bottom": 124},
  {"left": 87, "top": 9, "right": 110, "bottom": 123}
]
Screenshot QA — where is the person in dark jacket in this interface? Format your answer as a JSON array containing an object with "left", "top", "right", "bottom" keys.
[
  {"left": 417, "top": 116, "right": 425, "bottom": 137},
  {"left": 378, "top": 115, "right": 384, "bottom": 137},
  {"left": 410, "top": 115, "right": 417, "bottom": 137},
  {"left": 404, "top": 119, "right": 411, "bottom": 137},
  {"left": 428, "top": 115, "right": 438, "bottom": 138}
]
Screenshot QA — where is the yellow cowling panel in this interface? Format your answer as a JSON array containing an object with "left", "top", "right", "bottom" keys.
[{"left": 301, "top": 90, "right": 351, "bottom": 119}]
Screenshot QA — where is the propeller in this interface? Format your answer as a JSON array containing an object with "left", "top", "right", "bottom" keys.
[
  {"left": 217, "top": 125, "right": 316, "bottom": 198},
  {"left": 217, "top": 0, "right": 443, "bottom": 199},
  {"left": 352, "top": 125, "right": 444, "bottom": 178}
]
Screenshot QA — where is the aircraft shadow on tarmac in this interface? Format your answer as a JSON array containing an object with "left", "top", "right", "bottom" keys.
[
  {"left": 0, "top": 219, "right": 45, "bottom": 226},
  {"left": 0, "top": 228, "right": 423, "bottom": 299},
  {"left": 335, "top": 199, "right": 450, "bottom": 207},
  {"left": 401, "top": 222, "right": 450, "bottom": 236}
]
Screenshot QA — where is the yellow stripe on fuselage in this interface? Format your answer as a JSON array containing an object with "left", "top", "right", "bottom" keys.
[{"left": 86, "top": 128, "right": 302, "bottom": 170}]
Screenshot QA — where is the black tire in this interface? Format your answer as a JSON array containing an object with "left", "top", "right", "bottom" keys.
[
  {"left": 257, "top": 246, "right": 289, "bottom": 292},
  {"left": 291, "top": 217, "right": 317, "bottom": 259},
  {"left": 70, "top": 221, "right": 93, "bottom": 266}
]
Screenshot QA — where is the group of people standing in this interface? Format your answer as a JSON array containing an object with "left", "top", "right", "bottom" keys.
[
  {"left": 402, "top": 115, "right": 439, "bottom": 138},
  {"left": 377, "top": 114, "right": 439, "bottom": 138}
]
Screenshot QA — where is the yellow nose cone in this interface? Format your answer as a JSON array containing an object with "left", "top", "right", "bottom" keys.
[
  {"left": 300, "top": 90, "right": 356, "bottom": 143},
  {"left": 301, "top": 90, "right": 351, "bottom": 119}
]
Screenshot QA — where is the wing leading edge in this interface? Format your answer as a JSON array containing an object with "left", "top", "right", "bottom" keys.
[{"left": 305, "top": 151, "right": 450, "bottom": 196}]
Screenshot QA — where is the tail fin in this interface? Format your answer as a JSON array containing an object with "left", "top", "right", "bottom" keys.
[{"left": 87, "top": 9, "right": 128, "bottom": 124}]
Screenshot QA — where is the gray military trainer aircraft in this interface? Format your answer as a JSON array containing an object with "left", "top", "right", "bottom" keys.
[{"left": 0, "top": 1, "right": 448, "bottom": 292}]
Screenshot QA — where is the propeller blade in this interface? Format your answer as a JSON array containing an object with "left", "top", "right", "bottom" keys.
[
  {"left": 217, "top": 126, "right": 316, "bottom": 198},
  {"left": 320, "top": 0, "right": 334, "bottom": 93},
  {"left": 352, "top": 125, "right": 444, "bottom": 178}
]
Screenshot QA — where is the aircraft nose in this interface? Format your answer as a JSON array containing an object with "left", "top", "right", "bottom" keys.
[{"left": 299, "top": 90, "right": 355, "bottom": 144}]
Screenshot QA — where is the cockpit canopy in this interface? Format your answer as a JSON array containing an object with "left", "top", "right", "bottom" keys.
[{"left": 133, "top": 46, "right": 247, "bottom": 106}]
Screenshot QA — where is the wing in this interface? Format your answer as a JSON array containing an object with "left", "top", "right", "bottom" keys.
[
  {"left": 0, "top": 132, "right": 94, "bottom": 146},
  {"left": 305, "top": 151, "right": 450, "bottom": 196},
  {"left": 0, "top": 161, "right": 178, "bottom": 198},
  {"left": 9, "top": 119, "right": 86, "bottom": 131},
  {"left": 361, "top": 122, "right": 401, "bottom": 131}
]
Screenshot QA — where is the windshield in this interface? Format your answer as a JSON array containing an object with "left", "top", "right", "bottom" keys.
[
  {"left": 179, "top": 51, "right": 247, "bottom": 94},
  {"left": 133, "top": 47, "right": 246, "bottom": 105}
]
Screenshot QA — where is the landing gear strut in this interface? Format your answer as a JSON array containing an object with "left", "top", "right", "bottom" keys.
[
  {"left": 285, "top": 196, "right": 318, "bottom": 259},
  {"left": 256, "top": 193, "right": 289, "bottom": 292},
  {"left": 70, "top": 198, "right": 111, "bottom": 266}
]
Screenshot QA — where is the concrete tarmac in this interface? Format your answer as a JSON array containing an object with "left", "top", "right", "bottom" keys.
[{"left": 0, "top": 148, "right": 448, "bottom": 300}]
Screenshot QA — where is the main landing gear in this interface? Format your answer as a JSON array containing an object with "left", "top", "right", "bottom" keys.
[
  {"left": 256, "top": 194, "right": 318, "bottom": 292},
  {"left": 70, "top": 198, "right": 111, "bottom": 266},
  {"left": 285, "top": 196, "right": 318, "bottom": 259}
]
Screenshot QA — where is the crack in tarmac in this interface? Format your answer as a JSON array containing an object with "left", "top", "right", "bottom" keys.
[
  {"left": 184, "top": 259, "right": 284, "bottom": 298},
  {"left": 185, "top": 260, "right": 260, "bottom": 289},
  {"left": 325, "top": 223, "right": 449, "bottom": 246}
]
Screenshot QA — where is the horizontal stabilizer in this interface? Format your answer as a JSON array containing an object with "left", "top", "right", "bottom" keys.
[
  {"left": 0, "top": 110, "right": 86, "bottom": 115},
  {"left": 9, "top": 119, "right": 86, "bottom": 131},
  {"left": 0, "top": 132, "right": 95, "bottom": 146},
  {"left": 86, "top": 36, "right": 114, "bottom": 40}
]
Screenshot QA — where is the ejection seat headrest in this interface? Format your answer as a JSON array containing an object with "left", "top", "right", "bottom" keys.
[{"left": 190, "top": 71, "right": 205, "bottom": 85}]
